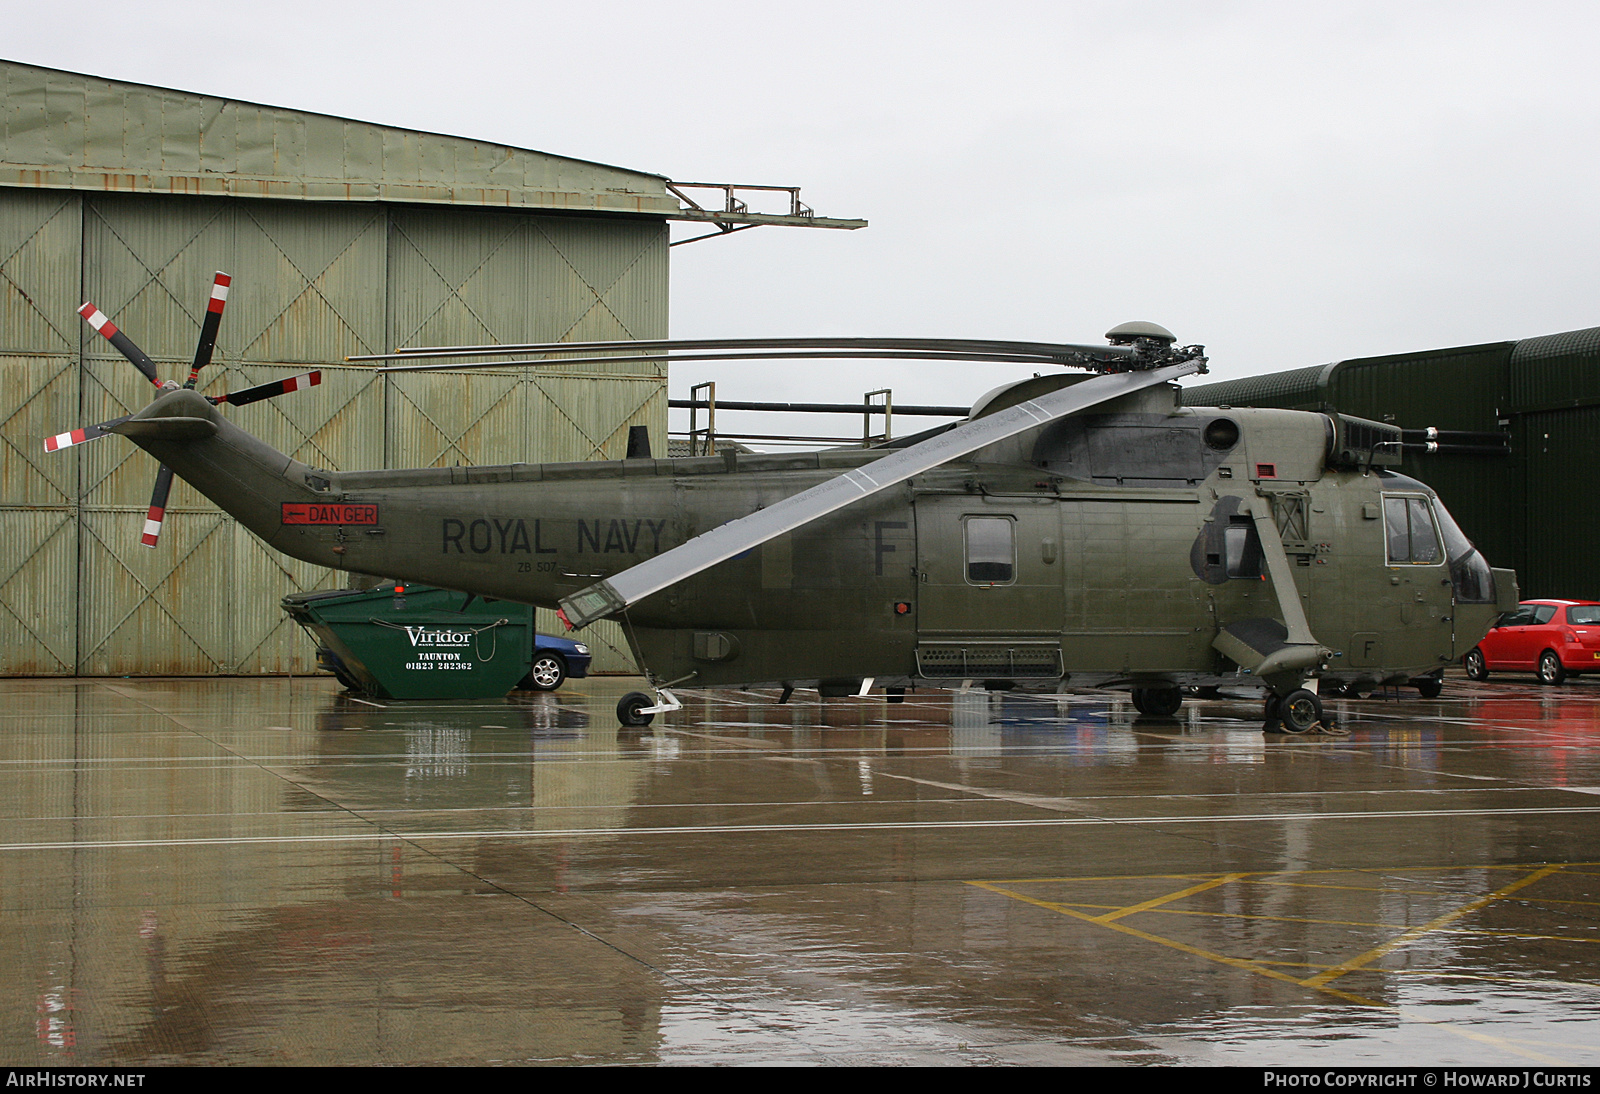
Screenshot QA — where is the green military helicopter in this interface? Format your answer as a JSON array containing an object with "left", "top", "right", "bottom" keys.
[{"left": 47, "top": 275, "right": 1517, "bottom": 733}]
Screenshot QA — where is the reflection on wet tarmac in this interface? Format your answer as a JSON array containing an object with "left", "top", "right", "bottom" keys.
[{"left": 2, "top": 675, "right": 1599, "bottom": 1064}]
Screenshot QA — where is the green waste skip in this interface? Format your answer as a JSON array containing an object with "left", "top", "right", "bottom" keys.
[{"left": 282, "top": 583, "right": 534, "bottom": 699}]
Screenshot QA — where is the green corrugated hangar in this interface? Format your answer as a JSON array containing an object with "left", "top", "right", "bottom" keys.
[
  {"left": 1184, "top": 327, "right": 1600, "bottom": 602},
  {"left": 0, "top": 60, "right": 859, "bottom": 677}
]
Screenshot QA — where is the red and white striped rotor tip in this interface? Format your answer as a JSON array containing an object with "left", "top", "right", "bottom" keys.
[
  {"left": 45, "top": 428, "right": 90, "bottom": 453},
  {"left": 140, "top": 505, "right": 165, "bottom": 548},
  {"left": 208, "top": 272, "right": 231, "bottom": 313},
  {"left": 77, "top": 302, "right": 116, "bottom": 338}
]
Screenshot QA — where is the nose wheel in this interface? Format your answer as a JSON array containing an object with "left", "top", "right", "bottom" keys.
[
  {"left": 617, "top": 691, "right": 655, "bottom": 727},
  {"left": 617, "top": 686, "right": 682, "bottom": 727}
]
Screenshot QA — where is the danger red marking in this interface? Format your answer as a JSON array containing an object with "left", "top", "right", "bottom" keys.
[{"left": 282, "top": 503, "right": 378, "bottom": 525}]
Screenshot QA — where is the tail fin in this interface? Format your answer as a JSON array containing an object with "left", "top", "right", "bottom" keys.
[{"left": 113, "top": 403, "right": 219, "bottom": 442}]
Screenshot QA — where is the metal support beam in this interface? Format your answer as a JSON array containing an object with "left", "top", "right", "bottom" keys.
[
  {"left": 664, "top": 180, "right": 867, "bottom": 245},
  {"left": 688, "top": 381, "right": 716, "bottom": 456},
  {"left": 864, "top": 389, "right": 892, "bottom": 445}
]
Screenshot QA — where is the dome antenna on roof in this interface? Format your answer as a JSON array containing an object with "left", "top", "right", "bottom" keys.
[{"left": 1105, "top": 321, "right": 1177, "bottom": 347}]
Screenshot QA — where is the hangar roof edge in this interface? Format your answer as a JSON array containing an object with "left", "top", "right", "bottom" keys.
[{"left": 0, "top": 59, "right": 677, "bottom": 216}]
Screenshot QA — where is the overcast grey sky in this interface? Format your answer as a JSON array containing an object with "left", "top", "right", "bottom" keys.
[{"left": 7, "top": 1, "right": 1598, "bottom": 441}]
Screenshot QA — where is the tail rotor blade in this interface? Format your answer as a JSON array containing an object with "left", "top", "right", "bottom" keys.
[
  {"left": 44, "top": 414, "right": 132, "bottom": 452},
  {"left": 141, "top": 465, "right": 174, "bottom": 548},
  {"left": 213, "top": 370, "right": 322, "bottom": 407},
  {"left": 183, "top": 272, "right": 232, "bottom": 389},
  {"left": 79, "top": 303, "right": 164, "bottom": 388}
]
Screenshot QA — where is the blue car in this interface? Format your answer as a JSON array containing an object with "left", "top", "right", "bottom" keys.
[{"left": 519, "top": 633, "right": 592, "bottom": 691}]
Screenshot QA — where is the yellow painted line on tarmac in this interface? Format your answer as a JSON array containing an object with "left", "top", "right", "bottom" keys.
[
  {"left": 984, "top": 872, "right": 1222, "bottom": 885},
  {"left": 1246, "top": 879, "right": 1600, "bottom": 910},
  {"left": 1070, "top": 902, "right": 1600, "bottom": 944},
  {"left": 967, "top": 865, "right": 1582, "bottom": 1065},
  {"left": 1089, "top": 873, "right": 1246, "bottom": 924},
  {"left": 1104, "top": 906, "right": 1439, "bottom": 932},
  {"left": 964, "top": 878, "right": 1384, "bottom": 1008},
  {"left": 1426, "top": 927, "right": 1600, "bottom": 943},
  {"left": 1245, "top": 878, "right": 1499, "bottom": 895},
  {"left": 1053, "top": 900, "right": 1416, "bottom": 931},
  {"left": 1301, "top": 864, "right": 1566, "bottom": 988},
  {"left": 981, "top": 861, "right": 1600, "bottom": 886}
]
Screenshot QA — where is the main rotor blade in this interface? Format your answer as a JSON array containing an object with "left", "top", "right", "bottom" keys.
[
  {"left": 350, "top": 336, "right": 1138, "bottom": 365},
  {"left": 141, "top": 465, "right": 174, "bottom": 548},
  {"left": 183, "top": 272, "right": 232, "bottom": 389},
  {"left": 79, "top": 303, "right": 163, "bottom": 387},
  {"left": 44, "top": 414, "right": 133, "bottom": 452},
  {"left": 375, "top": 349, "right": 1084, "bottom": 375},
  {"left": 211, "top": 370, "right": 322, "bottom": 407},
  {"left": 558, "top": 360, "right": 1200, "bottom": 628}
]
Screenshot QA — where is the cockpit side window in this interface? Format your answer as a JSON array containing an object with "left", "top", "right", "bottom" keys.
[
  {"left": 1407, "top": 498, "right": 1440, "bottom": 562},
  {"left": 1383, "top": 494, "right": 1442, "bottom": 565},
  {"left": 1427, "top": 493, "right": 1495, "bottom": 603}
]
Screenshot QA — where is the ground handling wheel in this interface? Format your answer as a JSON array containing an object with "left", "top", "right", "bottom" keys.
[
  {"left": 1275, "top": 688, "right": 1324, "bottom": 734},
  {"left": 617, "top": 691, "right": 655, "bottom": 727},
  {"left": 1130, "top": 686, "right": 1183, "bottom": 717}
]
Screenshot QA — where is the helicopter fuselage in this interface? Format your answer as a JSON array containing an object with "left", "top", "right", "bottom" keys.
[{"left": 123, "top": 383, "right": 1514, "bottom": 695}]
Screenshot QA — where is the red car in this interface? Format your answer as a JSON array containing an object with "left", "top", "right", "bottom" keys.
[{"left": 1464, "top": 600, "right": 1600, "bottom": 685}]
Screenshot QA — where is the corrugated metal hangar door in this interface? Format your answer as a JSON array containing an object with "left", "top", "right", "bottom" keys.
[
  {"left": 1506, "top": 328, "right": 1600, "bottom": 602},
  {"left": 0, "top": 189, "right": 79, "bottom": 675},
  {"left": 0, "top": 188, "right": 666, "bottom": 675}
]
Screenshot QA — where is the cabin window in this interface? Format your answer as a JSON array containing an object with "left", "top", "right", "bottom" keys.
[
  {"left": 965, "top": 517, "right": 1015, "bottom": 585},
  {"left": 1383, "top": 495, "right": 1441, "bottom": 564},
  {"left": 1223, "top": 517, "right": 1264, "bottom": 579}
]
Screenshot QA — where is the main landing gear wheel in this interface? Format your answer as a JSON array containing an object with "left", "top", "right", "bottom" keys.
[
  {"left": 617, "top": 691, "right": 655, "bottom": 727},
  {"left": 1464, "top": 648, "right": 1489, "bottom": 681},
  {"left": 1414, "top": 675, "right": 1443, "bottom": 699},
  {"left": 1130, "top": 686, "right": 1183, "bottom": 717},
  {"left": 521, "top": 653, "right": 567, "bottom": 691},
  {"left": 1538, "top": 650, "right": 1567, "bottom": 687},
  {"left": 1265, "top": 688, "right": 1324, "bottom": 734}
]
